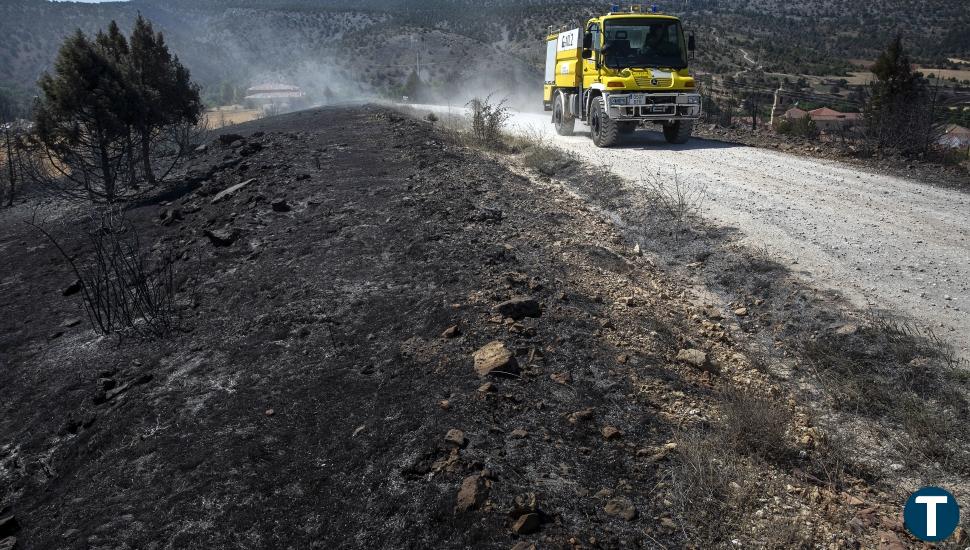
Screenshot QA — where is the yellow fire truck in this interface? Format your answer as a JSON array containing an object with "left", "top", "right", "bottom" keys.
[{"left": 543, "top": 6, "right": 701, "bottom": 147}]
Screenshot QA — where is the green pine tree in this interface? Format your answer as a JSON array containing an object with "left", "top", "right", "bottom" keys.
[
  {"left": 129, "top": 15, "right": 203, "bottom": 184},
  {"left": 35, "top": 30, "right": 132, "bottom": 201}
]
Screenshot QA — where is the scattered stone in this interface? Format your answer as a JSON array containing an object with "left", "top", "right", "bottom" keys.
[
  {"left": 159, "top": 207, "right": 183, "bottom": 226},
  {"left": 567, "top": 408, "right": 594, "bottom": 424},
  {"left": 455, "top": 474, "right": 489, "bottom": 513},
  {"left": 439, "top": 399, "right": 450, "bottom": 410},
  {"left": 473, "top": 341, "right": 520, "bottom": 377},
  {"left": 478, "top": 382, "right": 496, "bottom": 393},
  {"left": 469, "top": 207, "right": 504, "bottom": 223},
  {"left": 601, "top": 426, "right": 622, "bottom": 440},
  {"left": 217, "top": 133, "right": 244, "bottom": 145},
  {"left": 639, "top": 442, "right": 677, "bottom": 462},
  {"left": 604, "top": 497, "right": 637, "bottom": 521},
  {"left": 510, "top": 543, "right": 536, "bottom": 550},
  {"left": 351, "top": 425, "right": 366, "bottom": 437},
  {"left": 204, "top": 228, "right": 239, "bottom": 247},
  {"left": 876, "top": 530, "right": 906, "bottom": 550},
  {"left": 593, "top": 488, "right": 613, "bottom": 499},
  {"left": 676, "top": 348, "right": 707, "bottom": 367},
  {"left": 194, "top": 143, "right": 208, "bottom": 154},
  {"left": 494, "top": 298, "right": 541, "bottom": 320},
  {"left": 617, "top": 296, "right": 637, "bottom": 307},
  {"left": 842, "top": 492, "right": 865, "bottom": 506},
  {"left": 633, "top": 243, "right": 641, "bottom": 255},
  {"left": 733, "top": 307, "right": 748, "bottom": 317},
  {"left": 510, "top": 428, "right": 528, "bottom": 439},
  {"left": 0, "top": 514, "right": 18, "bottom": 537},
  {"left": 445, "top": 429, "right": 467, "bottom": 448},
  {"left": 675, "top": 348, "right": 718, "bottom": 373},
  {"left": 240, "top": 142, "right": 263, "bottom": 157},
  {"left": 835, "top": 324, "right": 859, "bottom": 336},
  {"left": 511, "top": 513, "right": 540, "bottom": 535},
  {"left": 62, "top": 318, "right": 82, "bottom": 328},
  {"left": 510, "top": 493, "right": 539, "bottom": 516},
  {"left": 210, "top": 178, "right": 256, "bottom": 204},
  {"left": 442, "top": 325, "right": 461, "bottom": 339},
  {"left": 62, "top": 279, "right": 83, "bottom": 297},
  {"left": 550, "top": 372, "right": 572, "bottom": 385},
  {"left": 264, "top": 409, "right": 275, "bottom": 417},
  {"left": 270, "top": 198, "right": 291, "bottom": 212},
  {"left": 97, "top": 377, "right": 116, "bottom": 393}
]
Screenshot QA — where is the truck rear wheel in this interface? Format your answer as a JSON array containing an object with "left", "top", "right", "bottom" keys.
[
  {"left": 553, "top": 93, "right": 575, "bottom": 136},
  {"left": 663, "top": 120, "right": 693, "bottom": 144},
  {"left": 590, "top": 96, "right": 618, "bottom": 147}
]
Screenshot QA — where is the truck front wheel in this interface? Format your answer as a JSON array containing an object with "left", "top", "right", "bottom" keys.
[
  {"left": 663, "top": 120, "right": 693, "bottom": 144},
  {"left": 590, "top": 96, "right": 619, "bottom": 147},
  {"left": 553, "top": 93, "right": 575, "bottom": 136}
]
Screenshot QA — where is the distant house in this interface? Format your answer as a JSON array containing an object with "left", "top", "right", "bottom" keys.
[
  {"left": 784, "top": 106, "right": 862, "bottom": 132},
  {"left": 783, "top": 107, "right": 808, "bottom": 121},
  {"left": 939, "top": 124, "right": 970, "bottom": 149},
  {"left": 243, "top": 83, "right": 307, "bottom": 113}
]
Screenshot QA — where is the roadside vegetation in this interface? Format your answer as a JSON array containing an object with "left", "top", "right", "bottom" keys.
[
  {"left": 7, "top": 17, "right": 203, "bottom": 339},
  {"left": 405, "top": 94, "right": 970, "bottom": 546}
]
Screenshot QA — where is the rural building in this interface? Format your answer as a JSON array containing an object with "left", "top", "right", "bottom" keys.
[
  {"left": 784, "top": 106, "right": 862, "bottom": 132},
  {"left": 243, "top": 83, "right": 307, "bottom": 113},
  {"left": 939, "top": 124, "right": 970, "bottom": 149}
]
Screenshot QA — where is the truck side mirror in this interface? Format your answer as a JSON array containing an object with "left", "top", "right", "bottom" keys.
[
  {"left": 582, "top": 49, "right": 593, "bottom": 59},
  {"left": 583, "top": 32, "right": 592, "bottom": 49}
]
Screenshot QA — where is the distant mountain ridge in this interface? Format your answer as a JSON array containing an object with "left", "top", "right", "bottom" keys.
[{"left": 1, "top": 0, "right": 967, "bottom": 106}]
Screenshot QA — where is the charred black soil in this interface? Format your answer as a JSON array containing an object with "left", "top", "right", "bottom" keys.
[{"left": 0, "top": 107, "right": 964, "bottom": 549}]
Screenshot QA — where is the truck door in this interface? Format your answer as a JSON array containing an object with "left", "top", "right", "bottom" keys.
[{"left": 583, "top": 23, "right": 601, "bottom": 89}]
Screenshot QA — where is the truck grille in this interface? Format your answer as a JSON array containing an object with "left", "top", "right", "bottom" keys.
[{"left": 635, "top": 77, "right": 672, "bottom": 88}]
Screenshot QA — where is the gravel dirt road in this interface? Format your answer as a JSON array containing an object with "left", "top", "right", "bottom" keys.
[{"left": 425, "top": 105, "right": 970, "bottom": 359}]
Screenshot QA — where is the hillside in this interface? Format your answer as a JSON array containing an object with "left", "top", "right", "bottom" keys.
[
  {"left": 3, "top": 104, "right": 968, "bottom": 548},
  {"left": 1, "top": 0, "right": 968, "bottom": 112}
]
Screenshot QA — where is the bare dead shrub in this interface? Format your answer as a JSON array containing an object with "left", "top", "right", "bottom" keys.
[
  {"left": 802, "top": 311, "right": 970, "bottom": 470},
  {"left": 467, "top": 95, "right": 510, "bottom": 148},
  {"left": 662, "top": 431, "right": 756, "bottom": 547},
  {"left": 30, "top": 207, "right": 180, "bottom": 338},
  {"left": 514, "top": 126, "right": 579, "bottom": 178},
  {"left": 721, "top": 388, "right": 793, "bottom": 461},
  {"left": 641, "top": 168, "right": 707, "bottom": 226}
]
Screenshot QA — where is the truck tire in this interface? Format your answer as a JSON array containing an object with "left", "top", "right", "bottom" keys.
[
  {"left": 553, "top": 93, "right": 575, "bottom": 136},
  {"left": 590, "top": 96, "right": 618, "bottom": 147},
  {"left": 663, "top": 120, "right": 693, "bottom": 144},
  {"left": 618, "top": 121, "right": 638, "bottom": 134}
]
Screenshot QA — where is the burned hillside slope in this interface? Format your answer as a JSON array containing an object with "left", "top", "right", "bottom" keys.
[{"left": 0, "top": 107, "right": 922, "bottom": 549}]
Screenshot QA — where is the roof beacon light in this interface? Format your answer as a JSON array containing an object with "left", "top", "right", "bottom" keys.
[
  {"left": 651, "top": 4, "right": 659, "bottom": 12},
  {"left": 610, "top": 4, "right": 620, "bottom": 13}
]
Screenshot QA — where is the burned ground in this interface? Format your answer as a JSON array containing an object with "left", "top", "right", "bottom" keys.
[{"left": 0, "top": 107, "right": 966, "bottom": 549}]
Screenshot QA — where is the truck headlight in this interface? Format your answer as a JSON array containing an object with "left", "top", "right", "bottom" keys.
[
  {"left": 686, "top": 95, "right": 700, "bottom": 104},
  {"left": 608, "top": 95, "right": 628, "bottom": 106}
]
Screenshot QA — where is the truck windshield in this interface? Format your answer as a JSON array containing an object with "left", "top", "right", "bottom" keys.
[{"left": 602, "top": 18, "right": 686, "bottom": 70}]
